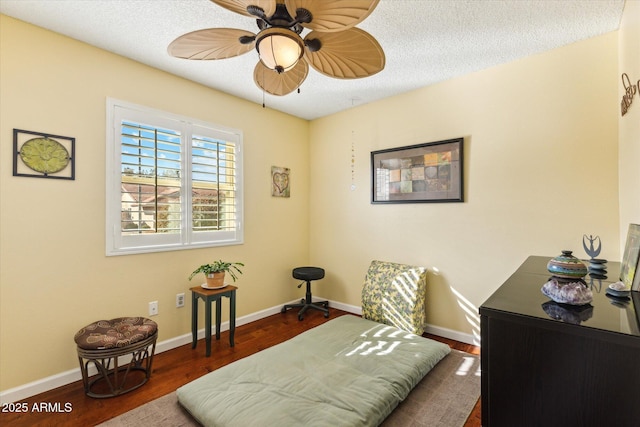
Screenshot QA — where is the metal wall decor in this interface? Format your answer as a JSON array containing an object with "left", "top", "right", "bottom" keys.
[
  {"left": 13, "top": 129, "right": 75, "bottom": 180},
  {"left": 371, "top": 137, "right": 463, "bottom": 204},
  {"left": 621, "top": 73, "right": 639, "bottom": 117}
]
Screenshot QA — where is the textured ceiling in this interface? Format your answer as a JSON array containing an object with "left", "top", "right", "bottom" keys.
[{"left": 0, "top": 0, "right": 625, "bottom": 120}]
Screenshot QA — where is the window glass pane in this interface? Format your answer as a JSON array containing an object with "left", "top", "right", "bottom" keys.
[
  {"left": 120, "top": 121, "right": 182, "bottom": 235},
  {"left": 192, "top": 135, "right": 237, "bottom": 232}
]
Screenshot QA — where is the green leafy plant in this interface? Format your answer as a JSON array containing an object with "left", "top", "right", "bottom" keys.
[{"left": 188, "top": 260, "right": 244, "bottom": 282}]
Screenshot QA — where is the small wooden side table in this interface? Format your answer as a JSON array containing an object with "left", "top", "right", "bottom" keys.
[{"left": 190, "top": 285, "right": 237, "bottom": 357}]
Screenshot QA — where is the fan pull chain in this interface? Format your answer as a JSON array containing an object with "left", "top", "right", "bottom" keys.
[
  {"left": 351, "top": 130, "right": 356, "bottom": 191},
  {"left": 262, "top": 66, "right": 266, "bottom": 108}
]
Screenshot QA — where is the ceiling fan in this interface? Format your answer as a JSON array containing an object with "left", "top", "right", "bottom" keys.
[{"left": 168, "top": 0, "right": 385, "bottom": 96}]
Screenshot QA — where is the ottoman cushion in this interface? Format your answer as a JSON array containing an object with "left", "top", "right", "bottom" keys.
[{"left": 75, "top": 317, "right": 157, "bottom": 350}]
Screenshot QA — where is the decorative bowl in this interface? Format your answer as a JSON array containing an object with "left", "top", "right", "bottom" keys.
[
  {"left": 547, "top": 250, "right": 588, "bottom": 279},
  {"left": 605, "top": 281, "right": 630, "bottom": 298}
]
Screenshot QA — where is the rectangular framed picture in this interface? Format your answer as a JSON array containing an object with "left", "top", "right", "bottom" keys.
[
  {"left": 271, "top": 166, "right": 290, "bottom": 198},
  {"left": 620, "top": 223, "right": 640, "bottom": 291},
  {"left": 371, "top": 137, "right": 463, "bottom": 204}
]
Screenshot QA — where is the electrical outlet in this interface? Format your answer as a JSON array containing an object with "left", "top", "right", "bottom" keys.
[
  {"left": 176, "top": 293, "right": 185, "bottom": 308},
  {"left": 148, "top": 301, "right": 158, "bottom": 316}
]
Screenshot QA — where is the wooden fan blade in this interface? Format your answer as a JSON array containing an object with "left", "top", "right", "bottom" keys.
[
  {"left": 168, "top": 28, "right": 255, "bottom": 60},
  {"left": 284, "top": 0, "right": 380, "bottom": 32},
  {"left": 304, "top": 28, "right": 384, "bottom": 79},
  {"left": 210, "top": 0, "right": 276, "bottom": 18},
  {"left": 253, "top": 60, "right": 308, "bottom": 96}
]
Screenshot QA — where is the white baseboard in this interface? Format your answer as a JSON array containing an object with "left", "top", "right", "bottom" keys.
[
  {"left": 424, "top": 324, "right": 479, "bottom": 346},
  {"left": 328, "top": 298, "right": 477, "bottom": 346},
  {"left": 0, "top": 298, "right": 476, "bottom": 403}
]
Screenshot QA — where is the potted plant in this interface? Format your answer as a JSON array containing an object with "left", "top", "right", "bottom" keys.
[{"left": 189, "top": 260, "right": 244, "bottom": 288}]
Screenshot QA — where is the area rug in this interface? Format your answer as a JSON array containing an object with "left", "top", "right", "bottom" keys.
[{"left": 98, "top": 350, "right": 480, "bottom": 427}]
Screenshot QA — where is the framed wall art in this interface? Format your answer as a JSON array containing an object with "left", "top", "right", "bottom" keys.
[
  {"left": 271, "top": 166, "right": 290, "bottom": 198},
  {"left": 371, "top": 137, "right": 463, "bottom": 204},
  {"left": 13, "top": 129, "right": 75, "bottom": 180}
]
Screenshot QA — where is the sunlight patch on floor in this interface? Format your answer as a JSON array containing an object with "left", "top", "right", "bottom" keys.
[{"left": 456, "top": 356, "right": 481, "bottom": 377}]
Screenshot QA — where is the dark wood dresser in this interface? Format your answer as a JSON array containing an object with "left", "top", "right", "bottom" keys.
[{"left": 480, "top": 256, "right": 640, "bottom": 427}]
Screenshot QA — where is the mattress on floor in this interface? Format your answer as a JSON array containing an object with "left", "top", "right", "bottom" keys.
[{"left": 177, "top": 315, "right": 451, "bottom": 427}]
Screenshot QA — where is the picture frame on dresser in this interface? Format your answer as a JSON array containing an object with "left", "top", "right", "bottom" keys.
[{"left": 620, "top": 223, "right": 640, "bottom": 291}]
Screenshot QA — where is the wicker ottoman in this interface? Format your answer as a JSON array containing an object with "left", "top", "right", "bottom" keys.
[{"left": 74, "top": 317, "right": 158, "bottom": 398}]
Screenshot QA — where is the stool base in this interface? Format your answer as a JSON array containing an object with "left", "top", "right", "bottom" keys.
[
  {"left": 77, "top": 332, "right": 157, "bottom": 398},
  {"left": 281, "top": 280, "right": 330, "bottom": 321}
]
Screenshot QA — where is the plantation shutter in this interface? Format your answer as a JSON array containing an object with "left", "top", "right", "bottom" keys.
[
  {"left": 190, "top": 124, "right": 241, "bottom": 245},
  {"left": 106, "top": 99, "right": 243, "bottom": 255},
  {"left": 120, "top": 121, "right": 182, "bottom": 235}
]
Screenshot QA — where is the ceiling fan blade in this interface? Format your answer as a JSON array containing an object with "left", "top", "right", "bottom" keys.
[
  {"left": 210, "top": 0, "right": 276, "bottom": 18},
  {"left": 304, "top": 28, "right": 384, "bottom": 79},
  {"left": 284, "top": 0, "right": 380, "bottom": 32},
  {"left": 253, "top": 60, "right": 309, "bottom": 96},
  {"left": 168, "top": 28, "right": 256, "bottom": 60}
]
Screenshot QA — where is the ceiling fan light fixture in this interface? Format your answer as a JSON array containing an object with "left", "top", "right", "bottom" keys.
[
  {"left": 169, "top": 0, "right": 385, "bottom": 96},
  {"left": 255, "top": 28, "right": 304, "bottom": 74}
]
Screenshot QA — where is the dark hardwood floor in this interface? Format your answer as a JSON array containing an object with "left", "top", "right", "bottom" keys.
[{"left": 1, "top": 309, "right": 481, "bottom": 427}]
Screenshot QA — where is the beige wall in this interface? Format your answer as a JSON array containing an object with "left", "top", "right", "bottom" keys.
[
  {"left": 308, "top": 32, "right": 620, "bottom": 338},
  {"left": 619, "top": 0, "right": 640, "bottom": 247},
  {"left": 0, "top": 15, "right": 310, "bottom": 391}
]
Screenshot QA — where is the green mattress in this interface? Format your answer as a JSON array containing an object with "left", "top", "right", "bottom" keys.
[{"left": 177, "top": 315, "right": 451, "bottom": 426}]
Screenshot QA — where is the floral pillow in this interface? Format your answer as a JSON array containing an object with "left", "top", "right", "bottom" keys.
[{"left": 361, "top": 260, "right": 427, "bottom": 335}]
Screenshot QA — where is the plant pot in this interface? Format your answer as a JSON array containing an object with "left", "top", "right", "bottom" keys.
[{"left": 206, "top": 272, "right": 225, "bottom": 288}]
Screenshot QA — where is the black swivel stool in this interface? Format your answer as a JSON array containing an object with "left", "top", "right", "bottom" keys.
[{"left": 281, "top": 267, "right": 329, "bottom": 320}]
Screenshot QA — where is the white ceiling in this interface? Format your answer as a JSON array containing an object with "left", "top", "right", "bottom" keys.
[{"left": 0, "top": 0, "right": 625, "bottom": 120}]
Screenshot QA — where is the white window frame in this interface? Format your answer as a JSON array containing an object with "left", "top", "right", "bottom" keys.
[{"left": 106, "top": 98, "right": 243, "bottom": 256}]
